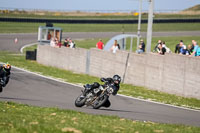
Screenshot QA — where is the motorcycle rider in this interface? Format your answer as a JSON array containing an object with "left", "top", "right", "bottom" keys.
[
  {"left": 0, "top": 63, "right": 11, "bottom": 89},
  {"left": 83, "top": 75, "right": 121, "bottom": 108}
]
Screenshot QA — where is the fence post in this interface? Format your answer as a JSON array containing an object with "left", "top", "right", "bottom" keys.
[
  {"left": 85, "top": 50, "right": 91, "bottom": 74},
  {"left": 122, "top": 52, "right": 130, "bottom": 83}
]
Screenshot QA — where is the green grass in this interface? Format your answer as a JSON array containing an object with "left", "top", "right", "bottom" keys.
[
  {"left": 0, "top": 22, "right": 200, "bottom": 33},
  {"left": 0, "top": 41, "right": 200, "bottom": 110},
  {"left": 0, "top": 101, "right": 199, "bottom": 133}
]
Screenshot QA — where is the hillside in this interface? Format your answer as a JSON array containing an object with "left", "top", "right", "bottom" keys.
[{"left": 184, "top": 4, "right": 200, "bottom": 11}]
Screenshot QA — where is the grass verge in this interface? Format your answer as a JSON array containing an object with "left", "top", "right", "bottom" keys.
[{"left": 0, "top": 101, "right": 199, "bottom": 133}]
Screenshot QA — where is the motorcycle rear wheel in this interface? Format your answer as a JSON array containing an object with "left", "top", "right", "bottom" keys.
[{"left": 93, "top": 95, "right": 109, "bottom": 109}]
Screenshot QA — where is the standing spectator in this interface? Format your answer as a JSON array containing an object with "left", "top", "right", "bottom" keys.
[
  {"left": 96, "top": 39, "right": 104, "bottom": 50},
  {"left": 47, "top": 32, "right": 51, "bottom": 40},
  {"left": 136, "top": 39, "right": 145, "bottom": 54},
  {"left": 175, "top": 40, "right": 183, "bottom": 54},
  {"left": 50, "top": 38, "right": 56, "bottom": 47},
  {"left": 110, "top": 40, "right": 120, "bottom": 53}
]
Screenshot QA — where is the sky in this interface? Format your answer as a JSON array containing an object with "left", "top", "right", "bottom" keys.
[{"left": 0, "top": 0, "right": 200, "bottom": 12}]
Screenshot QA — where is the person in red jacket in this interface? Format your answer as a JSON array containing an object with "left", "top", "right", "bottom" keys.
[{"left": 96, "top": 39, "right": 104, "bottom": 50}]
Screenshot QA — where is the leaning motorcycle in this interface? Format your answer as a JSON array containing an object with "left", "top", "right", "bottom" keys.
[
  {"left": 0, "top": 80, "right": 2, "bottom": 92},
  {"left": 0, "top": 75, "right": 10, "bottom": 93},
  {"left": 75, "top": 81, "right": 114, "bottom": 109}
]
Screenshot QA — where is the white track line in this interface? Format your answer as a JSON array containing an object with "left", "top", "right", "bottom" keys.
[
  {"left": 10, "top": 65, "right": 200, "bottom": 113},
  {"left": 20, "top": 43, "right": 38, "bottom": 53}
]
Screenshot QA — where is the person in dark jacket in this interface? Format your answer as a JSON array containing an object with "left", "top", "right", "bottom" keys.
[
  {"left": 0, "top": 63, "right": 11, "bottom": 92},
  {"left": 84, "top": 75, "right": 121, "bottom": 107},
  {"left": 175, "top": 40, "right": 183, "bottom": 54}
]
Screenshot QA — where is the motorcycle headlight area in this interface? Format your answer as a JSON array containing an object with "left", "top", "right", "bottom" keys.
[
  {"left": 93, "top": 88, "right": 100, "bottom": 94},
  {"left": 107, "top": 87, "right": 114, "bottom": 94}
]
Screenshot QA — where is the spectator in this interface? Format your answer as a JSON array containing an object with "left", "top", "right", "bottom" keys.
[
  {"left": 69, "top": 39, "right": 75, "bottom": 48},
  {"left": 96, "top": 39, "right": 104, "bottom": 50},
  {"left": 136, "top": 39, "right": 145, "bottom": 54},
  {"left": 179, "top": 41, "right": 187, "bottom": 55},
  {"left": 63, "top": 38, "right": 69, "bottom": 47},
  {"left": 50, "top": 38, "right": 56, "bottom": 47},
  {"left": 190, "top": 40, "right": 200, "bottom": 57},
  {"left": 175, "top": 40, "right": 183, "bottom": 54},
  {"left": 110, "top": 40, "right": 120, "bottom": 53},
  {"left": 57, "top": 41, "right": 62, "bottom": 48},
  {"left": 157, "top": 43, "right": 166, "bottom": 55},
  {"left": 153, "top": 40, "right": 162, "bottom": 52},
  {"left": 185, "top": 45, "right": 191, "bottom": 55},
  {"left": 162, "top": 41, "right": 171, "bottom": 53},
  {"left": 190, "top": 40, "right": 195, "bottom": 53},
  {"left": 55, "top": 37, "right": 59, "bottom": 45},
  {"left": 47, "top": 32, "right": 51, "bottom": 40}
]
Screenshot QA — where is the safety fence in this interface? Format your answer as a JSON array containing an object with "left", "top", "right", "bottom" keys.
[{"left": 1, "top": 17, "right": 200, "bottom": 24}]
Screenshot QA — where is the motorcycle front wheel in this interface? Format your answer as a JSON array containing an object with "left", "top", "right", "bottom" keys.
[{"left": 75, "top": 94, "right": 86, "bottom": 107}]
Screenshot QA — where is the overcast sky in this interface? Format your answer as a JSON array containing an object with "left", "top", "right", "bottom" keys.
[{"left": 1, "top": 0, "right": 200, "bottom": 12}]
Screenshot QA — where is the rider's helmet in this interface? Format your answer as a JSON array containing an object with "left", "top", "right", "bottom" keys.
[
  {"left": 3, "top": 63, "right": 11, "bottom": 70},
  {"left": 113, "top": 75, "right": 121, "bottom": 85}
]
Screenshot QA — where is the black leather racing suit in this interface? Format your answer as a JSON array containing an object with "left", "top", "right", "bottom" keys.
[
  {"left": 0, "top": 66, "right": 11, "bottom": 87},
  {"left": 87, "top": 77, "right": 120, "bottom": 107}
]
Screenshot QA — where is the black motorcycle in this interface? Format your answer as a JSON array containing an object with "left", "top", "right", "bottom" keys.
[
  {"left": 75, "top": 81, "right": 114, "bottom": 109},
  {"left": 0, "top": 75, "right": 10, "bottom": 93}
]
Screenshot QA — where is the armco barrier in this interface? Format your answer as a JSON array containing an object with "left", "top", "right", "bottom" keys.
[{"left": 37, "top": 45, "right": 200, "bottom": 99}]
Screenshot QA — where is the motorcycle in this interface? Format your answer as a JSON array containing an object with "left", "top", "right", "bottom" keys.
[
  {"left": 0, "top": 75, "right": 10, "bottom": 93},
  {"left": 75, "top": 81, "right": 114, "bottom": 109}
]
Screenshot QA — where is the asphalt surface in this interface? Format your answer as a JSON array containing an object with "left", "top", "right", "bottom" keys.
[{"left": 0, "top": 32, "right": 200, "bottom": 127}]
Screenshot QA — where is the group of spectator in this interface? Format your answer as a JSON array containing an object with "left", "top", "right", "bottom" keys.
[
  {"left": 50, "top": 37, "right": 75, "bottom": 48},
  {"left": 136, "top": 39, "right": 200, "bottom": 57},
  {"left": 56, "top": 37, "right": 199, "bottom": 57},
  {"left": 96, "top": 39, "right": 120, "bottom": 53},
  {"left": 63, "top": 38, "right": 75, "bottom": 48},
  {"left": 175, "top": 40, "right": 200, "bottom": 57},
  {"left": 50, "top": 37, "right": 62, "bottom": 48},
  {"left": 153, "top": 40, "right": 171, "bottom": 55}
]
